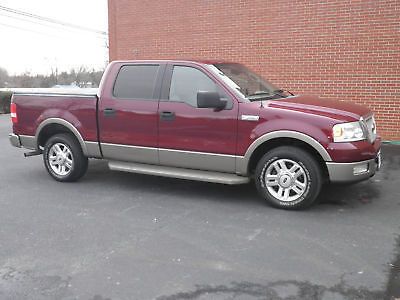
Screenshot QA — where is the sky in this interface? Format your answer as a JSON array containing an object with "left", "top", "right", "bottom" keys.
[{"left": 0, "top": 0, "right": 108, "bottom": 75}]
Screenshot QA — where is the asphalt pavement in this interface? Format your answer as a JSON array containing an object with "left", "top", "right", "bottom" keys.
[{"left": 0, "top": 114, "right": 399, "bottom": 300}]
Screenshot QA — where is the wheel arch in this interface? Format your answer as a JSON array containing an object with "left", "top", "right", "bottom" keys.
[
  {"left": 35, "top": 118, "right": 88, "bottom": 155},
  {"left": 237, "top": 131, "right": 331, "bottom": 179}
]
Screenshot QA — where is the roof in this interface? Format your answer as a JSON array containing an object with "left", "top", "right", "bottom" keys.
[{"left": 111, "top": 59, "right": 237, "bottom": 65}]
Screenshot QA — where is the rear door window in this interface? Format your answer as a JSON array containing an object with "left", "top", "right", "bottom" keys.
[{"left": 113, "top": 65, "right": 159, "bottom": 99}]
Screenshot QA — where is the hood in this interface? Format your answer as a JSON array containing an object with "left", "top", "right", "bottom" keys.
[{"left": 266, "top": 95, "right": 371, "bottom": 121}]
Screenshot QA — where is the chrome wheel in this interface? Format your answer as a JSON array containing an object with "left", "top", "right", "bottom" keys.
[
  {"left": 263, "top": 158, "right": 307, "bottom": 202},
  {"left": 48, "top": 143, "right": 73, "bottom": 176}
]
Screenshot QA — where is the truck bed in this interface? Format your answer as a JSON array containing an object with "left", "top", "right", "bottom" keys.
[
  {"left": 12, "top": 92, "right": 99, "bottom": 143},
  {"left": 2, "top": 88, "right": 98, "bottom": 96}
]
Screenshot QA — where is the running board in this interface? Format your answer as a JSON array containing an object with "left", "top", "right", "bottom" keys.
[{"left": 108, "top": 161, "right": 250, "bottom": 185}]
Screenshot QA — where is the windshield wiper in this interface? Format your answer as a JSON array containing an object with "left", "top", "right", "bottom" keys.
[
  {"left": 247, "top": 89, "right": 295, "bottom": 101},
  {"left": 247, "top": 91, "right": 272, "bottom": 97},
  {"left": 247, "top": 91, "right": 274, "bottom": 100},
  {"left": 273, "top": 89, "right": 294, "bottom": 96},
  {"left": 247, "top": 91, "right": 287, "bottom": 101}
]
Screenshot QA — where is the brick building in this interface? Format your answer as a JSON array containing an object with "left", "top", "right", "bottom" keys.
[{"left": 108, "top": 0, "right": 399, "bottom": 140}]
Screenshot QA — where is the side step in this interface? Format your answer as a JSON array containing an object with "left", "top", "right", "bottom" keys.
[{"left": 108, "top": 161, "right": 250, "bottom": 185}]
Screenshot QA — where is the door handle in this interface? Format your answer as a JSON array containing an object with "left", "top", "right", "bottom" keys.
[
  {"left": 104, "top": 108, "right": 116, "bottom": 117},
  {"left": 160, "top": 111, "right": 175, "bottom": 121}
]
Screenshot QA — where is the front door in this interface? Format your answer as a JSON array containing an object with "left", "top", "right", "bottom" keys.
[
  {"left": 158, "top": 64, "right": 238, "bottom": 173},
  {"left": 98, "top": 63, "right": 164, "bottom": 164}
]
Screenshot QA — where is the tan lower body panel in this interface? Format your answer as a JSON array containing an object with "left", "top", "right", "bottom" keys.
[{"left": 108, "top": 160, "right": 250, "bottom": 185}]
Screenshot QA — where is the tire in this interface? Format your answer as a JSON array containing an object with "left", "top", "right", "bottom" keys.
[
  {"left": 43, "top": 133, "right": 88, "bottom": 182},
  {"left": 255, "top": 146, "right": 322, "bottom": 210}
]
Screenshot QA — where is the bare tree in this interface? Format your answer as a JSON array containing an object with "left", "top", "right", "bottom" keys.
[
  {"left": 0, "top": 67, "right": 9, "bottom": 88},
  {"left": 0, "top": 66, "right": 104, "bottom": 88}
]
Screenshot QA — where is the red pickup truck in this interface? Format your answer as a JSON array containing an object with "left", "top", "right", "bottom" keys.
[{"left": 9, "top": 60, "right": 381, "bottom": 209}]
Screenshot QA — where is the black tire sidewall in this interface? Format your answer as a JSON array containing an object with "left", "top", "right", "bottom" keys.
[
  {"left": 43, "top": 134, "right": 87, "bottom": 182},
  {"left": 255, "top": 147, "right": 322, "bottom": 210}
]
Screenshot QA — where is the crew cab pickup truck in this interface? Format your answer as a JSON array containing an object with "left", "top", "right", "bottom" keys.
[{"left": 9, "top": 60, "right": 382, "bottom": 209}]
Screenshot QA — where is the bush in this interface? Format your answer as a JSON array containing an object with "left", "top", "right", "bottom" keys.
[{"left": 0, "top": 91, "right": 12, "bottom": 113}]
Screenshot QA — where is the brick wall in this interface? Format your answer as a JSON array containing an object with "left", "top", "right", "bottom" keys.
[{"left": 108, "top": 0, "right": 400, "bottom": 140}]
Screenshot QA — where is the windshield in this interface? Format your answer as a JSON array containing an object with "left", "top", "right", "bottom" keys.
[{"left": 207, "top": 63, "right": 288, "bottom": 101}]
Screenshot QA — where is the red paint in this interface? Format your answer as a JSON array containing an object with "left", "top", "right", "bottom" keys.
[
  {"left": 12, "top": 60, "right": 381, "bottom": 164},
  {"left": 236, "top": 97, "right": 380, "bottom": 162},
  {"left": 158, "top": 101, "right": 238, "bottom": 155},
  {"left": 12, "top": 94, "right": 98, "bottom": 141},
  {"left": 326, "top": 138, "right": 382, "bottom": 163},
  {"left": 98, "top": 98, "right": 159, "bottom": 147}
]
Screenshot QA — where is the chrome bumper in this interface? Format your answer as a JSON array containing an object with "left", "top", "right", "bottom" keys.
[
  {"left": 326, "top": 152, "right": 381, "bottom": 183},
  {"left": 9, "top": 133, "right": 21, "bottom": 148}
]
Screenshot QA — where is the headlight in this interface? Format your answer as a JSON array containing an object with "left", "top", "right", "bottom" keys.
[{"left": 332, "top": 121, "right": 366, "bottom": 142}]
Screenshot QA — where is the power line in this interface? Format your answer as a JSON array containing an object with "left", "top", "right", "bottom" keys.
[
  {"left": 0, "top": 22, "right": 109, "bottom": 47},
  {"left": 0, "top": 11, "right": 107, "bottom": 38},
  {"left": 0, "top": 5, "right": 107, "bottom": 36},
  {"left": 0, "top": 21, "right": 60, "bottom": 38}
]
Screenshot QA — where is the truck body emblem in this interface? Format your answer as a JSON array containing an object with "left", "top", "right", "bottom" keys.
[{"left": 241, "top": 115, "right": 259, "bottom": 121}]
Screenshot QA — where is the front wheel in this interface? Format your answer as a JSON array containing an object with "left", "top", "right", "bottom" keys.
[
  {"left": 255, "top": 146, "right": 322, "bottom": 210},
  {"left": 43, "top": 133, "right": 88, "bottom": 182}
]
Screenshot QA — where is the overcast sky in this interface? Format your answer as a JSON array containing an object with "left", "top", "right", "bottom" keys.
[{"left": 0, "top": 0, "right": 108, "bottom": 75}]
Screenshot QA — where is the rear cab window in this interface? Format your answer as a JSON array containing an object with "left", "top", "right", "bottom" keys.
[{"left": 113, "top": 65, "right": 160, "bottom": 99}]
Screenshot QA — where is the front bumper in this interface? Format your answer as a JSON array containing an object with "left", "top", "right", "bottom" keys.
[
  {"left": 9, "top": 133, "right": 21, "bottom": 148},
  {"left": 326, "top": 151, "right": 381, "bottom": 183}
]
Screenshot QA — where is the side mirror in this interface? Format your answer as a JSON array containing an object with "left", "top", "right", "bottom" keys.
[{"left": 197, "top": 91, "right": 226, "bottom": 111}]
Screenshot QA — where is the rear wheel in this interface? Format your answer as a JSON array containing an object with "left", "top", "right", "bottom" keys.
[
  {"left": 255, "top": 146, "right": 322, "bottom": 210},
  {"left": 43, "top": 133, "right": 88, "bottom": 182}
]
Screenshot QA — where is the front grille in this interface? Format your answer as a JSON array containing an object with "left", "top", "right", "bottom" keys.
[{"left": 363, "top": 115, "right": 377, "bottom": 143}]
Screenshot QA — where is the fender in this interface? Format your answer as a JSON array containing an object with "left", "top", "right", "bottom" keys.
[
  {"left": 236, "top": 130, "right": 332, "bottom": 175},
  {"left": 35, "top": 118, "right": 89, "bottom": 156}
]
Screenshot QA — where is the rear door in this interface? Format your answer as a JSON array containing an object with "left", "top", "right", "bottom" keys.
[
  {"left": 158, "top": 63, "right": 238, "bottom": 173},
  {"left": 98, "top": 63, "right": 164, "bottom": 164}
]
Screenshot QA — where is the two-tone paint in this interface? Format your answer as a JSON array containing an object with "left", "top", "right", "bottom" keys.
[{"left": 9, "top": 60, "right": 381, "bottom": 184}]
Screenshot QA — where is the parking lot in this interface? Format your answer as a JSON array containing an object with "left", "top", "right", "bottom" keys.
[{"left": 0, "top": 113, "right": 399, "bottom": 300}]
